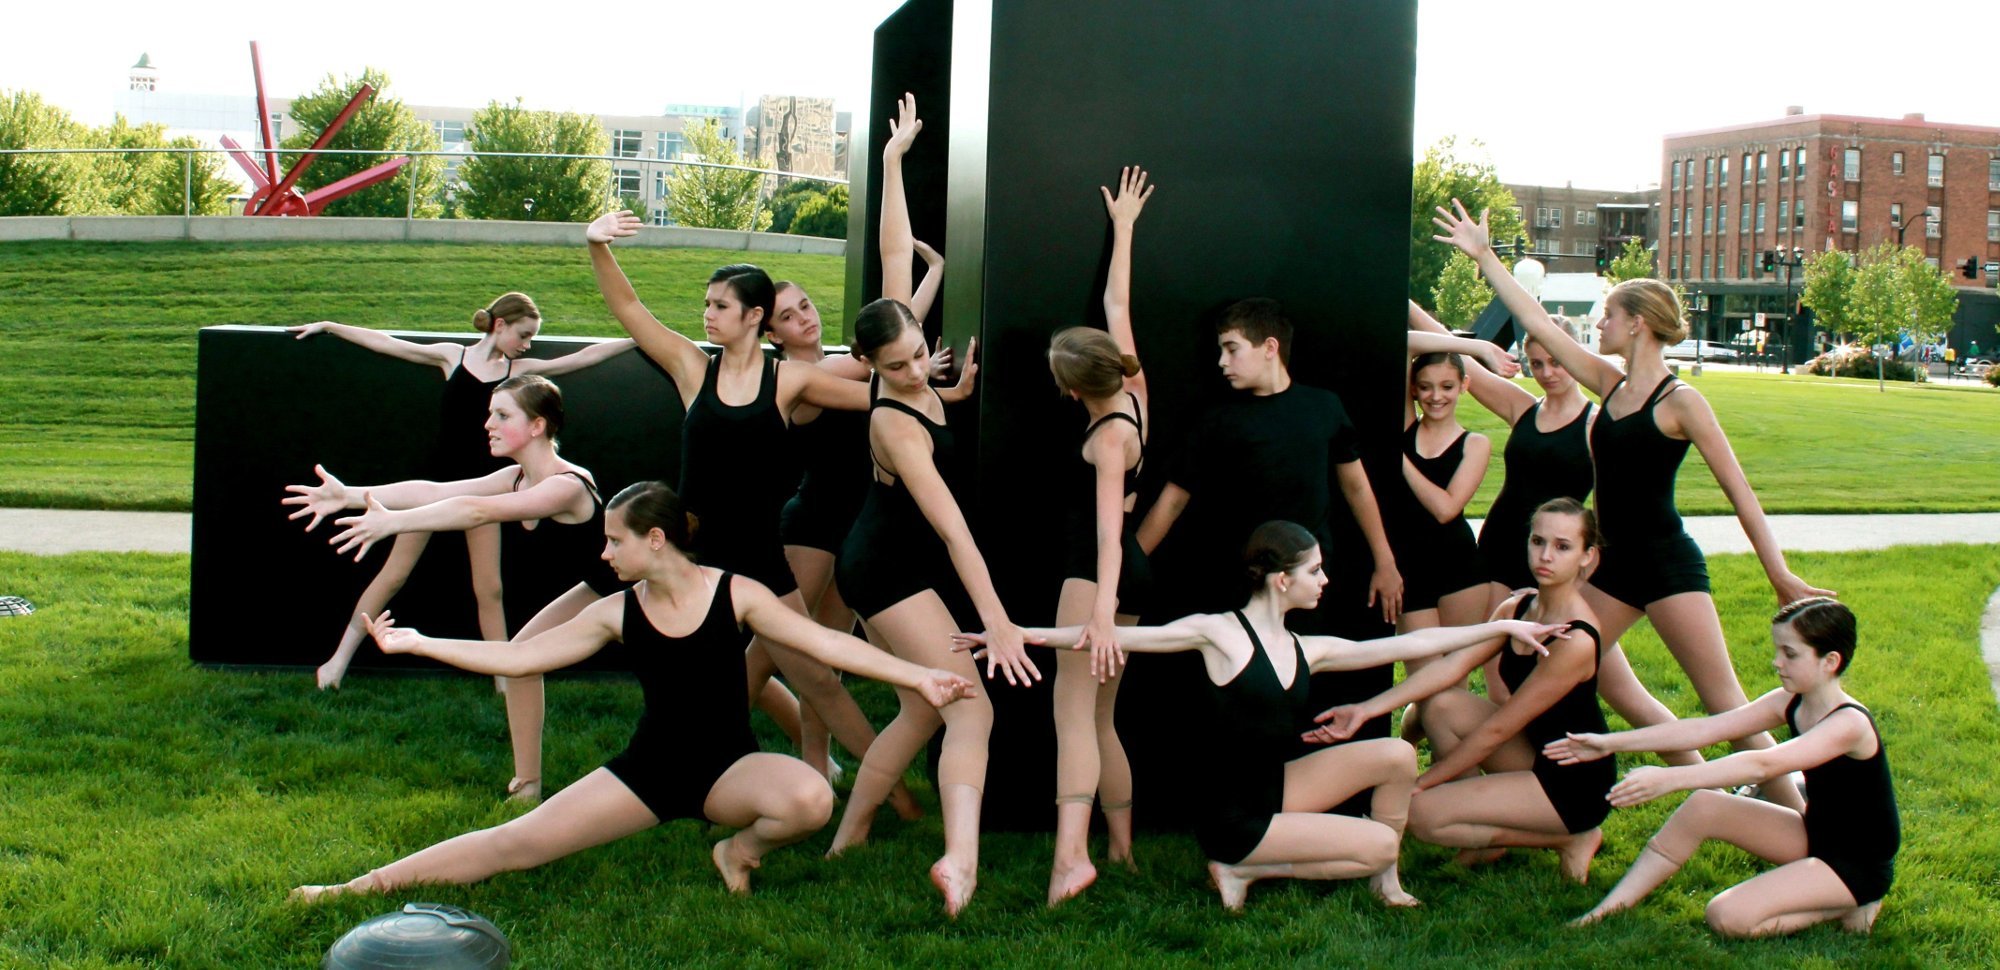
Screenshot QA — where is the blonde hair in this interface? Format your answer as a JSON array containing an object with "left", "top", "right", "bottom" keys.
[
  {"left": 1605, "top": 279, "right": 1688, "bottom": 344},
  {"left": 1522, "top": 315, "right": 1582, "bottom": 356},
  {"left": 472, "top": 292, "right": 541, "bottom": 333},
  {"left": 1049, "top": 327, "right": 1139, "bottom": 398}
]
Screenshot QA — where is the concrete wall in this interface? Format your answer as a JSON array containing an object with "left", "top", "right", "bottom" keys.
[{"left": 0, "top": 215, "right": 847, "bottom": 256}]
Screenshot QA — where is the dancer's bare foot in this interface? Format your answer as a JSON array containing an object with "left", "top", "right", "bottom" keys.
[
  {"left": 929, "top": 858, "right": 976, "bottom": 917},
  {"left": 315, "top": 660, "right": 346, "bottom": 691},
  {"left": 1454, "top": 847, "right": 1509, "bottom": 867},
  {"left": 1570, "top": 902, "right": 1622, "bottom": 927},
  {"left": 289, "top": 872, "right": 379, "bottom": 904},
  {"left": 506, "top": 777, "right": 541, "bottom": 805},
  {"left": 826, "top": 813, "right": 872, "bottom": 857},
  {"left": 1841, "top": 900, "right": 1881, "bottom": 934},
  {"left": 888, "top": 783, "right": 923, "bottom": 821},
  {"left": 1106, "top": 842, "right": 1137, "bottom": 872},
  {"left": 1369, "top": 865, "right": 1422, "bottom": 907},
  {"left": 1047, "top": 859, "right": 1097, "bottom": 907},
  {"left": 1208, "top": 861, "right": 1251, "bottom": 912},
  {"left": 712, "top": 837, "right": 759, "bottom": 895},
  {"left": 1558, "top": 828, "right": 1603, "bottom": 884}
]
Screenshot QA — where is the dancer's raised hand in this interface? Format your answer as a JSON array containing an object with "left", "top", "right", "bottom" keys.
[
  {"left": 362, "top": 610, "right": 423, "bottom": 654},
  {"left": 282, "top": 464, "right": 350, "bottom": 531},
  {"left": 883, "top": 92, "right": 922, "bottom": 160},
  {"left": 330, "top": 493, "right": 398, "bottom": 561},
  {"left": 585, "top": 209, "right": 643, "bottom": 245},
  {"left": 1430, "top": 198, "right": 1492, "bottom": 256},
  {"left": 1100, "top": 166, "right": 1155, "bottom": 226}
]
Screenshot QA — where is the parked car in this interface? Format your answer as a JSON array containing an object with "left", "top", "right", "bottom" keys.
[{"left": 1663, "top": 339, "right": 1740, "bottom": 362}]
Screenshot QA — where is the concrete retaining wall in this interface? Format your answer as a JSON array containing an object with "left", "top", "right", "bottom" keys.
[{"left": 0, "top": 215, "right": 847, "bottom": 255}]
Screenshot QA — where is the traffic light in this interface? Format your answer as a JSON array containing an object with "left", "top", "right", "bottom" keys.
[
  {"left": 1594, "top": 246, "right": 1608, "bottom": 272},
  {"left": 1962, "top": 257, "right": 1979, "bottom": 279},
  {"left": 1761, "top": 249, "right": 1777, "bottom": 272}
]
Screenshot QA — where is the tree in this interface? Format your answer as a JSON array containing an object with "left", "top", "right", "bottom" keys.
[
  {"left": 1604, "top": 237, "right": 1655, "bottom": 285},
  {"left": 1799, "top": 249, "right": 1857, "bottom": 340},
  {"left": 664, "top": 118, "right": 770, "bottom": 231},
  {"left": 455, "top": 100, "right": 610, "bottom": 223},
  {"left": 0, "top": 90, "right": 98, "bottom": 215},
  {"left": 91, "top": 115, "right": 234, "bottom": 215},
  {"left": 1848, "top": 242, "right": 1956, "bottom": 351},
  {"left": 1429, "top": 250, "right": 1491, "bottom": 327},
  {"left": 280, "top": 69, "right": 443, "bottom": 218},
  {"left": 765, "top": 178, "right": 826, "bottom": 234},
  {"left": 1410, "top": 137, "right": 1524, "bottom": 310},
  {"left": 787, "top": 184, "right": 848, "bottom": 238}
]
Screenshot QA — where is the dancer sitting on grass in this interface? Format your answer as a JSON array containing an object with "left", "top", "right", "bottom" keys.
[
  {"left": 284, "top": 375, "right": 627, "bottom": 803},
  {"left": 291, "top": 481, "right": 976, "bottom": 902},
  {"left": 1553, "top": 597, "right": 1898, "bottom": 936},
  {"left": 1307, "top": 498, "right": 1612, "bottom": 884},
  {"left": 956, "top": 521, "right": 1571, "bottom": 911},
  {"left": 286, "top": 295, "right": 633, "bottom": 689}
]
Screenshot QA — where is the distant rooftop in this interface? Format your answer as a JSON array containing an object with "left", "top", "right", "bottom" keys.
[{"left": 133, "top": 53, "right": 153, "bottom": 69}]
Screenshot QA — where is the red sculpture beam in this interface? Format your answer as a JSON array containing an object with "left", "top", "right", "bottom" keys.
[{"left": 226, "top": 40, "right": 415, "bottom": 217}]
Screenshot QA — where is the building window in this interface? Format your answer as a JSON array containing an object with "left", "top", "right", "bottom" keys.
[
  {"left": 1925, "top": 205, "right": 1941, "bottom": 238},
  {"left": 1740, "top": 204, "right": 1751, "bottom": 233},
  {"left": 611, "top": 129, "right": 643, "bottom": 159},
  {"left": 1843, "top": 148, "right": 1861, "bottom": 181},
  {"left": 1719, "top": 203, "right": 1728, "bottom": 233},
  {"left": 654, "top": 170, "right": 668, "bottom": 199},
  {"left": 1778, "top": 149, "right": 1791, "bottom": 180},
  {"left": 1704, "top": 205, "right": 1713, "bottom": 233},
  {"left": 1779, "top": 199, "right": 1790, "bottom": 230},
  {"left": 1742, "top": 152, "right": 1753, "bottom": 185},
  {"left": 1672, "top": 160, "right": 1683, "bottom": 190},
  {"left": 1989, "top": 158, "right": 2000, "bottom": 191},
  {"left": 1550, "top": 207, "right": 1563, "bottom": 228},
  {"left": 432, "top": 120, "right": 466, "bottom": 146},
  {"left": 657, "top": 131, "right": 686, "bottom": 160},
  {"left": 615, "top": 168, "right": 642, "bottom": 199},
  {"left": 1794, "top": 200, "right": 1806, "bottom": 230},
  {"left": 1720, "top": 155, "right": 1730, "bottom": 185},
  {"left": 1891, "top": 152, "right": 1904, "bottom": 175},
  {"left": 1534, "top": 207, "right": 1548, "bottom": 228},
  {"left": 1706, "top": 157, "right": 1716, "bottom": 187},
  {"left": 1672, "top": 207, "right": 1682, "bottom": 235},
  {"left": 1928, "top": 153, "right": 1944, "bottom": 187},
  {"left": 1683, "top": 205, "right": 1693, "bottom": 233},
  {"left": 1575, "top": 239, "right": 1593, "bottom": 256},
  {"left": 1795, "top": 148, "right": 1807, "bottom": 181},
  {"left": 1891, "top": 202, "right": 1903, "bottom": 229},
  {"left": 1758, "top": 151, "right": 1768, "bottom": 183},
  {"left": 1756, "top": 201, "right": 1767, "bottom": 232},
  {"left": 1988, "top": 210, "right": 1999, "bottom": 242},
  {"left": 1841, "top": 200, "right": 1858, "bottom": 232}
]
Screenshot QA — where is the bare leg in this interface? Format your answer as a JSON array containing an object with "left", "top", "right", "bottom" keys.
[
  {"left": 500, "top": 583, "right": 600, "bottom": 803},
  {"left": 1581, "top": 584, "right": 1704, "bottom": 768},
  {"left": 1645, "top": 592, "right": 1801, "bottom": 809},
  {"left": 701, "top": 752, "right": 836, "bottom": 894},
  {"left": 1705, "top": 859, "right": 1867, "bottom": 938},
  {"left": 291, "top": 767, "right": 657, "bottom": 902},
  {"left": 744, "top": 642, "right": 804, "bottom": 748},
  {"left": 1395, "top": 607, "right": 1440, "bottom": 742},
  {"left": 466, "top": 523, "right": 506, "bottom": 642},
  {"left": 1048, "top": 578, "right": 1106, "bottom": 906},
  {"left": 787, "top": 546, "right": 839, "bottom": 778},
  {"left": 317, "top": 531, "right": 429, "bottom": 689},
  {"left": 1210, "top": 737, "right": 1422, "bottom": 909},
  {"left": 1407, "top": 772, "right": 1603, "bottom": 883},
  {"left": 1578, "top": 788, "right": 1805, "bottom": 924},
  {"left": 1099, "top": 612, "right": 1139, "bottom": 869}
]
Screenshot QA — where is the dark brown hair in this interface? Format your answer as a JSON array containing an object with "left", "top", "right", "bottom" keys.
[
  {"left": 1242, "top": 520, "right": 1317, "bottom": 597},
  {"left": 1410, "top": 351, "right": 1466, "bottom": 382},
  {"left": 1773, "top": 597, "right": 1857, "bottom": 674},
  {"left": 1049, "top": 326, "right": 1139, "bottom": 398},
  {"left": 1217, "top": 298, "right": 1294, "bottom": 365},
  {"left": 1531, "top": 497, "right": 1600, "bottom": 549},
  {"left": 473, "top": 292, "right": 540, "bottom": 333},
  {"left": 852, "top": 297, "right": 919, "bottom": 360},
  {"left": 607, "top": 480, "right": 696, "bottom": 554},
  {"left": 494, "top": 374, "right": 564, "bottom": 442}
]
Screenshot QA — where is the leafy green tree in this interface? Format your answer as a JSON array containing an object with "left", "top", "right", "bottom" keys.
[
  {"left": 787, "top": 184, "right": 848, "bottom": 238},
  {"left": 456, "top": 100, "right": 610, "bottom": 222},
  {"left": 1604, "top": 237, "right": 1655, "bottom": 285},
  {"left": 0, "top": 90, "right": 98, "bottom": 215},
  {"left": 765, "top": 179, "right": 825, "bottom": 234},
  {"left": 1799, "top": 249, "right": 1857, "bottom": 340},
  {"left": 1849, "top": 242, "right": 1956, "bottom": 351},
  {"left": 155, "top": 135, "right": 238, "bottom": 215},
  {"left": 664, "top": 118, "right": 770, "bottom": 231},
  {"left": 1430, "top": 250, "right": 1491, "bottom": 327},
  {"left": 89, "top": 116, "right": 233, "bottom": 215},
  {"left": 280, "top": 69, "right": 443, "bottom": 217},
  {"left": 1410, "top": 137, "right": 1524, "bottom": 309}
]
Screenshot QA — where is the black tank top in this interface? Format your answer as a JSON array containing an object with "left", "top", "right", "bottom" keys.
[
  {"left": 498, "top": 470, "right": 620, "bottom": 632},
  {"left": 1403, "top": 424, "right": 1469, "bottom": 503},
  {"left": 1211, "top": 611, "right": 1312, "bottom": 752},
  {"left": 679, "top": 353, "right": 794, "bottom": 530},
  {"left": 618, "top": 574, "right": 756, "bottom": 759},
  {"left": 1499, "top": 594, "right": 1607, "bottom": 749},
  {"left": 1484, "top": 399, "right": 1594, "bottom": 529},
  {"left": 791, "top": 397, "right": 870, "bottom": 515},
  {"left": 1786, "top": 696, "right": 1900, "bottom": 867},
  {"left": 1589, "top": 376, "right": 1690, "bottom": 542},
  {"left": 1069, "top": 393, "right": 1144, "bottom": 524},
  {"left": 434, "top": 348, "right": 511, "bottom": 477},
  {"left": 870, "top": 384, "right": 955, "bottom": 512}
]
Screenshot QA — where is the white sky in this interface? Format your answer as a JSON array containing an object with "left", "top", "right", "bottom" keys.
[{"left": 3, "top": 0, "right": 1993, "bottom": 191}]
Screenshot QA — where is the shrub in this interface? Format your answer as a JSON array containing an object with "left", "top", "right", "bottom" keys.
[
  {"left": 1801, "top": 345, "right": 1919, "bottom": 382},
  {"left": 1984, "top": 365, "right": 1999, "bottom": 388}
]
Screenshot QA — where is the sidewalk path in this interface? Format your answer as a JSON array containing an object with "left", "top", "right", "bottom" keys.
[{"left": 0, "top": 509, "right": 191, "bottom": 555}]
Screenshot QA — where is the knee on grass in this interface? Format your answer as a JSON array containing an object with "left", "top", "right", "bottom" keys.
[{"left": 1703, "top": 891, "right": 1767, "bottom": 938}]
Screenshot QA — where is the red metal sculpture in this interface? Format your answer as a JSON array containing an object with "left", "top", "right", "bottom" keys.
[{"left": 220, "top": 41, "right": 411, "bottom": 216}]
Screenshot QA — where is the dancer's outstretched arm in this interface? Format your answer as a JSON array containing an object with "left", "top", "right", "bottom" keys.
[
  {"left": 1407, "top": 329, "right": 1519, "bottom": 378},
  {"left": 515, "top": 337, "right": 638, "bottom": 378},
  {"left": 1415, "top": 628, "right": 1598, "bottom": 787},
  {"left": 285, "top": 321, "right": 458, "bottom": 370},
  {"left": 1408, "top": 301, "right": 1538, "bottom": 425},
  {"left": 326, "top": 474, "right": 590, "bottom": 560},
  {"left": 880, "top": 92, "right": 922, "bottom": 304},
  {"left": 1599, "top": 707, "right": 1872, "bottom": 808},
  {"left": 367, "top": 598, "right": 621, "bottom": 677},
  {"left": 909, "top": 239, "right": 945, "bottom": 324},
  {"left": 1299, "top": 616, "right": 1565, "bottom": 675},
  {"left": 584, "top": 210, "right": 709, "bottom": 398},
  {"left": 1667, "top": 390, "right": 1835, "bottom": 605},
  {"left": 1544, "top": 687, "right": 1792, "bottom": 765},
  {"left": 956, "top": 612, "right": 1222, "bottom": 656},
  {"left": 1101, "top": 164, "right": 1153, "bottom": 400},
  {"left": 733, "top": 575, "right": 976, "bottom": 707},
  {"left": 283, "top": 464, "right": 517, "bottom": 530}
]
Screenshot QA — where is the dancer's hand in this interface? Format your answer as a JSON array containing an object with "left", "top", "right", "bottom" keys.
[
  {"left": 950, "top": 337, "right": 979, "bottom": 395},
  {"left": 363, "top": 610, "right": 423, "bottom": 655},
  {"left": 914, "top": 238, "right": 943, "bottom": 268},
  {"left": 329, "top": 493, "right": 397, "bottom": 561},
  {"left": 585, "top": 209, "right": 642, "bottom": 245},
  {"left": 1301, "top": 704, "right": 1370, "bottom": 744},
  {"left": 287, "top": 321, "right": 332, "bottom": 339},
  {"left": 927, "top": 334, "right": 953, "bottom": 381},
  {"left": 952, "top": 623, "right": 1044, "bottom": 686},
  {"left": 1430, "top": 198, "right": 1491, "bottom": 257},
  {"left": 1770, "top": 570, "right": 1837, "bottom": 606},
  {"left": 1078, "top": 613, "right": 1124, "bottom": 683},
  {"left": 1368, "top": 563, "right": 1403, "bottom": 624},
  {"left": 883, "top": 92, "right": 922, "bottom": 160},
  {"left": 1498, "top": 618, "right": 1570, "bottom": 657},
  {"left": 1605, "top": 765, "right": 1676, "bottom": 808},
  {"left": 1100, "top": 166, "right": 1155, "bottom": 226},
  {"left": 1477, "top": 344, "right": 1521, "bottom": 378},
  {"left": 282, "top": 464, "right": 349, "bottom": 531},
  {"left": 1543, "top": 731, "right": 1612, "bottom": 765},
  {"left": 916, "top": 668, "right": 980, "bottom": 708}
]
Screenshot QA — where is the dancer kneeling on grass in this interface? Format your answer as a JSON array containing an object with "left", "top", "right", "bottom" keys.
[
  {"left": 955, "top": 521, "right": 1571, "bottom": 910},
  {"left": 1553, "top": 597, "right": 1897, "bottom": 936},
  {"left": 292, "top": 481, "right": 977, "bottom": 902},
  {"left": 1307, "top": 498, "right": 1612, "bottom": 883}
]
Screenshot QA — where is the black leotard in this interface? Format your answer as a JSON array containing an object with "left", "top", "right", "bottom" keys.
[
  {"left": 679, "top": 353, "right": 799, "bottom": 596},
  {"left": 1388, "top": 424, "right": 1484, "bottom": 612},
  {"left": 498, "top": 470, "right": 626, "bottom": 635},
  {"left": 836, "top": 381, "right": 965, "bottom": 619},
  {"left": 1198, "top": 611, "right": 1313, "bottom": 865},
  {"left": 602, "top": 574, "right": 759, "bottom": 821},
  {"left": 779, "top": 399, "right": 870, "bottom": 555},
  {"left": 1060, "top": 392, "right": 1152, "bottom": 613},
  {"left": 1499, "top": 595, "right": 1613, "bottom": 834},
  {"left": 1478, "top": 400, "right": 1595, "bottom": 591},
  {"left": 1786, "top": 695, "right": 1899, "bottom": 905},
  {"left": 431, "top": 348, "right": 511, "bottom": 481},
  {"left": 1587, "top": 376, "right": 1708, "bottom": 608}
]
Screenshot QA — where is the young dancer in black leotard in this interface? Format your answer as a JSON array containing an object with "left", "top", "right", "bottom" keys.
[
  {"left": 1388, "top": 350, "right": 1491, "bottom": 634},
  {"left": 290, "top": 481, "right": 976, "bottom": 903},
  {"left": 286, "top": 295, "right": 633, "bottom": 689},
  {"left": 1556, "top": 598, "right": 1897, "bottom": 936},
  {"left": 285, "top": 376, "right": 629, "bottom": 802},
  {"left": 1434, "top": 201, "right": 1832, "bottom": 809},
  {"left": 1309, "top": 498, "right": 1613, "bottom": 883},
  {"left": 823, "top": 295, "right": 1037, "bottom": 916},
  {"left": 964, "top": 521, "right": 1572, "bottom": 911},
  {"left": 1037, "top": 165, "right": 1155, "bottom": 906}
]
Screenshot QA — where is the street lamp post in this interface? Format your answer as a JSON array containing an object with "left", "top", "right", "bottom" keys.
[{"left": 1774, "top": 246, "right": 1804, "bottom": 375}]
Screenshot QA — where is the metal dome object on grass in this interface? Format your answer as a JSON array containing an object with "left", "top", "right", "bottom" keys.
[{"left": 322, "top": 902, "right": 510, "bottom": 970}]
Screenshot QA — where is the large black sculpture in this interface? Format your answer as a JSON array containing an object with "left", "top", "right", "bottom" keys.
[{"left": 849, "top": 0, "right": 1418, "bottom": 828}]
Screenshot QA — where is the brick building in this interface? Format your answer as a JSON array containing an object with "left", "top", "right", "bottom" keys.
[
  {"left": 1661, "top": 108, "right": 2000, "bottom": 357},
  {"left": 1503, "top": 182, "right": 1658, "bottom": 273}
]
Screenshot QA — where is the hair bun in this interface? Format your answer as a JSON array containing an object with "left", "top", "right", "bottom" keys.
[
  {"left": 1120, "top": 354, "right": 1141, "bottom": 377},
  {"left": 472, "top": 308, "right": 493, "bottom": 332}
]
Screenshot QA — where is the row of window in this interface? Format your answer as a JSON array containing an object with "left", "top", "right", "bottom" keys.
[
  {"left": 1526, "top": 206, "right": 1603, "bottom": 229},
  {"left": 1673, "top": 148, "right": 1807, "bottom": 191},
  {"left": 431, "top": 123, "right": 696, "bottom": 162},
  {"left": 1667, "top": 248, "right": 1957, "bottom": 281},
  {"left": 1673, "top": 201, "right": 1807, "bottom": 235}
]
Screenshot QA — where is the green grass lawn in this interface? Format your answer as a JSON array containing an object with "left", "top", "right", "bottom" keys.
[
  {"left": 5, "top": 239, "right": 2000, "bottom": 514},
  {"left": 1, "top": 545, "right": 1996, "bottom": 967}
]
